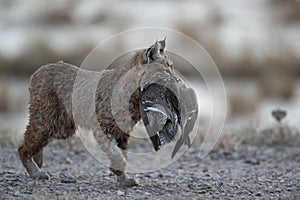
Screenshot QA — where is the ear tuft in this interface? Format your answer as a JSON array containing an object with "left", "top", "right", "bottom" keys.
[
  {"left": 158, "top": 37, "right": 166, "bottom": 53},
  {"left": 143, "top": 38, "right": 167, "bottom": 63}
]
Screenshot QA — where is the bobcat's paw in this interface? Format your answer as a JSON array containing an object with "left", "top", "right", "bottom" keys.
[
  {"left": 120, "top": 178, "right": 139, "bottom": 187},
  {"left": 117, "top": 174, "right": 138, "bottom": 187},
  {"left": 31, "top": 171, "right": 50, "bottom": 180}
]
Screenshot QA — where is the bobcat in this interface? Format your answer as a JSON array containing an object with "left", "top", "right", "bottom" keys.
[{"left": 18, "top": 39, "right": 175, "bottom": 187}]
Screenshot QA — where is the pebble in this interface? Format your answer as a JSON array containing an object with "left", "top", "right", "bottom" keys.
[
  {"left": 1, "top": 143, "right": 299, "bottom": 199},
  {"left": 13, "top": 191, "right": 20, "bottom": 197},
  {"left": 66, "top": 158, "right": 73, "bottom": 164},
  {"left": 117, "top": 190, "right": 125, "bottom": 196},
  {"left": 216, "top": 182, "right": 223, "bottom": 187},
  {"left": 202, "top": 167, "right": 208, "bottom": 173},
  {"left": 244, "top": 158, "right": 260, "bottom": 165},
  {"left": 144, "top": 192, "right": 151, "bottom": 196},
  {"left": 61, "top": 178, "right": 77, "bottom": 184},
  {"left": 255, "top": 192, "right": 262, "bottom": 196}
]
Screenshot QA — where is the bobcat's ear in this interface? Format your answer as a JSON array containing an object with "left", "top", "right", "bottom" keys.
[
  {"left": 144, "top": 40, "right": 159, "bottom": 63},
  {"left": 143, "top": 38, "right": 167, "bottom": 63},
  {"left": 158, "top": 37, "right": 166, "bottom": 53}
]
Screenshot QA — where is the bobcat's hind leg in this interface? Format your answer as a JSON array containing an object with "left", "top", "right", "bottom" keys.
[
  {"left": 18, "top": 125, "right": 50, "bottom": 180},
  {"left": 32, "top": 149, "right": 43, "bottom": 168}
]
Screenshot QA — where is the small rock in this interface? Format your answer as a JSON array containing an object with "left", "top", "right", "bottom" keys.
[
  {"left": 66, "top": 158, "right": 73, "bottom": 164},
  {"left": 198, "top": 190, "right": 207, "bottom": 194},
  {"left": 217, "top": 182, "right": 223, "bottom": 187},
  {"left": 275, "top": 188, "right": 282, "bottom": 193},
  {"left": 244, "top": 158, "right": 260, "bottom": 165},
  {"left": 23, "top": 189, "right": 32, "bottom": 194},
  {"left": 13, "top": 191, "right": 20, "bottom": 197},
  {"left": 117, "top": 190, "right": 125, "bottom": 196},
  {"left": 126, "top": 192, "right": 132, "bottom": 197},
  {"left": 255, "top": 192, "right": 262, "bottom": 196},
  {"left": 144, "top": 192, "right": 151, "bottom": 196},
  {"left": 61, "top": 178, "right": 77, "bottom": 184}
]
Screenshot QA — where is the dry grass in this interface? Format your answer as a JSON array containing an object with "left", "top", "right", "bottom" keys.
[
  {"left": 219, "top": 124, "right": 300, "bottom": 149},
  {"left": 0, "top": 128, "right": 22, "bottom": 148},
  {"left": 176, "top": 20, "right": 223, "bottom": 72},
  {"left": 0, "top": 38, "right": 95, "bottom": 77},
  {"left": 270, "top": 0, "right": 300, "bottom": 23},
  {"left": 228, "top": 89, "right": 259, "bottom": 116},
  {"left": 175, "top": 13, "right": 300, "bottom": 81},
  {"left": 0, "top": 79, "right": 8, "bottom": 112},
  {"left": 1, "top": 121, "right": 299, "bottom": 153},
  {"left": 258, "top": 71, "right": 295, "bottom": 99}
]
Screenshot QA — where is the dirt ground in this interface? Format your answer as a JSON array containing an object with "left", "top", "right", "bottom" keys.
[{"left": 0, "top": 138, "right": 299, "bottom": 200}]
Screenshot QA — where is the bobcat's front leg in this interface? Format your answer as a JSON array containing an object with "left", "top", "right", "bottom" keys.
[
  {"left": 94, "top": 130, "right": 138, "bottom": 187},
  {"left": 109, "top": 148, "right": 138, "bottom": 187}
]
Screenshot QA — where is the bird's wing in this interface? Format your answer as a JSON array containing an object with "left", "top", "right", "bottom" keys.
[{"left": 171, "top": 87, "right": 198, "bottom": 158}]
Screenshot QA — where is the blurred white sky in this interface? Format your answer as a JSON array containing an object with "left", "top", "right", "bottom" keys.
[{"left": 0, "top": 0, "right": 299, "bottom": 61}]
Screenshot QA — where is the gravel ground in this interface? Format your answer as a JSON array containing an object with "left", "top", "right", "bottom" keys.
[{"left": 1, "top": 139, "right": 299, "bottom": 200}]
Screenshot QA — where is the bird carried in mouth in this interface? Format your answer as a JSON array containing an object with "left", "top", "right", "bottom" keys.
[{"left": 140, "top": 58, "right": 198, "bottom": 158}]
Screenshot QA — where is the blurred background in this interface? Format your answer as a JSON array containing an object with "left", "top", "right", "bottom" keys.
[{"left": 0, "top": 0, "right": 299, "bottom": 147}]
